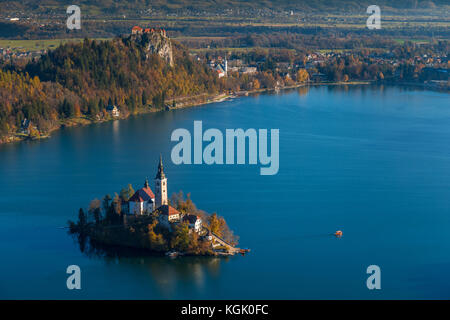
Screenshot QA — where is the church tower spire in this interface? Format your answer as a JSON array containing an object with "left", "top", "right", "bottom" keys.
[
  {"left": 155, "top": 154, "right": 165, "bottom": 180},
  {"left": 154, "top": 154, "right": 167, "bottom": 208}
]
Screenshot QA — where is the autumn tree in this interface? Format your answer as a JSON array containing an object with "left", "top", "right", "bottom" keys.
[
  {"left": 297, "top": 69, "right": 310, "bottom": 82},
  {"left": 171, "top": 222, "right": 190, "bottom": 251},
  {"left": 120, "top": 184, "right": 135, "bottom": 201}
]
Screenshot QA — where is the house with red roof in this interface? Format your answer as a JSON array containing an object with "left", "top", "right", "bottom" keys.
[
  {"left": 131, "top": 26, "right": 168, "bottom": 38},
  {"left": 127, "top": 156, "right": 194, "bottom": 231},
  {"left": 127, "top": 156, "right": 171, "bottom": 216},
  {"left": 128, "top": 179, "right": 155, "bottom": 215},
  {"left": 157, "top": 204, "right": 181, "bottom": 227}
]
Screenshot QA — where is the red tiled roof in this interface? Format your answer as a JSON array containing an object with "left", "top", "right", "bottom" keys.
[
  {"left": 159, "top": 205, "right": 180, "bottom": 217},
  {"left": 129, "top": 186, "right": 155, "bottom": 203},
  {"left": 132, "top": 26, "right": 143, "bottom": 31}
]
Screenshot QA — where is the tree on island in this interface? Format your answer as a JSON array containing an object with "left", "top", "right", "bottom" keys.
[
  {"left": 93, "top": 207, "right": 101, "bottom": 225},
  {"left": 103, "top": 194, "right": 112, "bottom": 211},
  {"left": 171, "top": 222, "right": 190, "bottom": 251},
  {"left": 120, "top": 184, "right": 134, "bottom": 201},
  {"left": 209, "top": 213, "right": 223, "bottom": 236},
  {"left": 170, "top": 191, "right": 238, "bottom": 245},
  {"left": 88, "top": 198, "right": 101, "bottom": 223},
  {"left": 113, "top": 193, "right": 122, "bottom": 215},
  {"left": 78, "top": 208, "right": 87, "bottom": 228},
  {"left": 147, "top": 221, "right": 167, "bottom": 251},
  {"left": 171, "top": 191, "right": 197, "bottom": 214},
  {"left": 68, "top": 188, "right": 237, "bottom": 256}
]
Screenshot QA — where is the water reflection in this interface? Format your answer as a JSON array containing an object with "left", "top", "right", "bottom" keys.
[
  {"left": 71, "top": 233, "right": 226, "bottom": 297},
  {"left": 112, "top": 120, "right": 120, "bottom": 140},
  {"left": 297, "top": 86, "right": 310, "bottom": 96}
]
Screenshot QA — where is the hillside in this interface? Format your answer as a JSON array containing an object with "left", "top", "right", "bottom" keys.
[{"left": 0, "top": 34, "right": 222, "bottom": 142}]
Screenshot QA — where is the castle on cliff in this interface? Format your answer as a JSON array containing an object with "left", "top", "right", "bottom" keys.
[
  {"left": 131, "top": 26, "right": 167, "bottom": 37},
  {"left": 130, "top": 26, "right": 173, "bottom": 67}
]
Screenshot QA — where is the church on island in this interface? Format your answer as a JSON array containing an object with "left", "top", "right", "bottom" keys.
[{"left": 126, "top": 156, "right": 202, "bottom": 233}]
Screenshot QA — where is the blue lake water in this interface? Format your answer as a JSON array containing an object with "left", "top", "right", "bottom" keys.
[{"left": 1, "top": 85, "right": 450, "bottom": 299}]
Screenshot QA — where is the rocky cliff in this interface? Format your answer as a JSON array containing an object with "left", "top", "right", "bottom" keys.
[{"left": 132, "top": 30, "right": 174, "bottom": 67}]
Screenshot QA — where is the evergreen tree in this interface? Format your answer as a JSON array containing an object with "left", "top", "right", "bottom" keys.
[
  {"left": 103, "top": 194, "right": 112, "bottom": 211},
  {"left": 142, "top": 91, "right": 148, "bottom": 106},
  {"left": 93, "top": 207, "right": 101, "bottom": 225},
  {"left": 78, "top": 208, "right": 87, "bottom": 227}
]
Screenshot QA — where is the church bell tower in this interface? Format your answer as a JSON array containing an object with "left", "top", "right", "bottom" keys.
[{"left": 154, "top": 155, "right": 168, "bottom": 208}]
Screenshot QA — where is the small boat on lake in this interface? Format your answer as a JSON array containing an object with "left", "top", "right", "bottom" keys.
[
  {"left": 239, "top": 248, "right": 251, "bottom": 255},
  {"left": 165, "top": 250, "right": 179, "bottom": 258}
]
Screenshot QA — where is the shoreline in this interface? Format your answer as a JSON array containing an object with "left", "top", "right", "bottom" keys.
[
  {"left": 84, "top": 234, "right": 235, "bottom": 258},
  {"left": 1, "top": 80, "right": 447, "bottom": 146}
]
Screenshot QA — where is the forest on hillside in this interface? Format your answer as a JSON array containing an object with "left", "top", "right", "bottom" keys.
[{"left": 0, "top": 36, "right": 223, "bottom": 140}]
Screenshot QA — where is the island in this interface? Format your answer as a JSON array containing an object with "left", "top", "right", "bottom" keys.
[{"left": 68, "top": 156, "right": 246, "bottom": 257}]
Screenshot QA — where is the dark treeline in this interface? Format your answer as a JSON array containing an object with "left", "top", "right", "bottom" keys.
[
  {"left": 5, "top": 21, "right": 448, "bottom": 41},
  {"left": 182, "top": 32, "right": 450, "bottom": 54}
]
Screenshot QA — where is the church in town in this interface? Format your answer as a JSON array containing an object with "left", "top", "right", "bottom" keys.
[{"left": 126, "top": 156, "right": 202, "bottom": 232}]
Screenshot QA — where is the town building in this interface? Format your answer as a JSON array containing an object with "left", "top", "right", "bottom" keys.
[
  {"left": 241, "top": 66, "right": 258, "bottom": 74},
  {"left": 209, "top": 57, "right": 228, "bottom": 78},
  {"left": 131, "top": 26, "right": 143, "bottom": 34},
  {"left": 158, "top": 204, "right": 181, "bottom": 228},
  {"left": 106, "top": 105, "right": 120, "bottom": 117},
  {"left": 131, "top": 26, "right": 167, "bottom": 37},
  {"left": 20, "top": 118, "right": 31, "bottom": 134},
  {"left": 183, "top": 214, "right": 202, "bottom": 233}
]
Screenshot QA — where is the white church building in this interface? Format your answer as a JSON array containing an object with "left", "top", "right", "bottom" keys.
[
  {"left": 127, "top": 155, "right": 168, "bottom": 215},
  {"left": 128, "top": 179, "right": 155, "bottom": 215}
]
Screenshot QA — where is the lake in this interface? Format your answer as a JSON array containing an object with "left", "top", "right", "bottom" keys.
[{"left": 1, "top": 85, "right": 450, "bottom": 299}]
